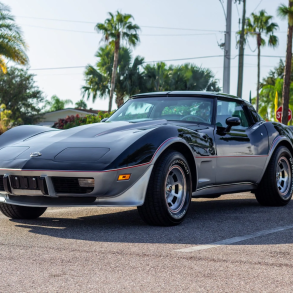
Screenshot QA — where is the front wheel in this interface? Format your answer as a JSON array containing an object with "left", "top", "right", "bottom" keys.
[
  {"left": 255, "top": 146, "right": 293, "bottom": 206},
  {"left": 137, "top": 150, "right": 192, "bottom": 226},
  {"left": 0, "top": 203, "right": 47, "bottom": 219}
]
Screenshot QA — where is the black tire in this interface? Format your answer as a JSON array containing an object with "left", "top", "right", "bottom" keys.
[
  {"left": 137, "top": 150, "right": 192, "bottom": 226},
  {"left": 255, "top": 146, "right": 293, "bottom": 206},
  {"left": 0, "top": 203, "right": 47, "bottom": 219}
]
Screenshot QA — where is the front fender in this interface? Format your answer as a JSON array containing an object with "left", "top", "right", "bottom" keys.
[{"left": 0, "top": 125, "right": 59, "bottom": 148}]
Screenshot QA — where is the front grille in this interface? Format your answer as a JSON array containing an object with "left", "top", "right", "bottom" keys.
[
  {"left": 9, "top": 176, "right": 48, "bottom": 195},
  {"left": 0, "top": 175, "right": 4, "bottom": 191},
  {"left": 51, "top": 177, "right": 94, "bottom": 194}
]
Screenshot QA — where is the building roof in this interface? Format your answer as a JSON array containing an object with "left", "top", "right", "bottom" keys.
[{"left": 43, "top": 108, "right": 107, "bottom": 115}]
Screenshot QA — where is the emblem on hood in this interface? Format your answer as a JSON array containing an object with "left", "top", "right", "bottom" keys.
[{"left": 30, "top": 152, "right": 42, "bottom": 157}]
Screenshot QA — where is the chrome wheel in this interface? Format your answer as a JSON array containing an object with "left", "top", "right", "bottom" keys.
[
  {"left": 165, "top": 165, "right": 186, "bottom": 213},
  {"left": 276, "top": 156, "right": 292, "bottom": 199}
]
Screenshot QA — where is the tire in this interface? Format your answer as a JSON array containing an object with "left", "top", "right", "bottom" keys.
[
  {"left": 137, "top": 150, "right": 192, "bottom": 226},
  {"left": 255, "top": 146, "right": 293, "bottom": 206},
  {"left": 0, "top": 203, "right": 47, "bottom": 219}
]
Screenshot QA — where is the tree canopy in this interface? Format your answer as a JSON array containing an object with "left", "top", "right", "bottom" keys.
[
  {"left": 0, "top": 67, "right": 44, "bottom": 124},
  {"left": 244, "top": 9, "right": 279, "bottom": 112},
  {"left": 0, "top": 2, "right": 28, "bottom": 73},
  {"left": 75, "top": 99, "right": 87, "bottom": 109},
  {"left": 82, "top": 45, "right": 220, "bottom": 109},
  {"left": 45, "top": 95, "right": 73, "bottom": 112},
  {"left": 253, "top": 59, "right": 293, "bottom": 122},
  {"left": 96, "top": 11, "right": 140, "bottom": 111}
]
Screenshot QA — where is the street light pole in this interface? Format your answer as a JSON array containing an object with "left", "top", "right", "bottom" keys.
[
  {"left": 237, "top": 0, "right": 246, "bottom": 98},
  {"left": 223, "top": 0, "right": 232, "bottom": 94}
]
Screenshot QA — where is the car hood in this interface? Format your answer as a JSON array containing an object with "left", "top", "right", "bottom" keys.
[
  {"left": 0, "top": 120, "right": 165, "bottom": 170},
  {"left": 0, "top": 120, "right": 208, "bottom": 171}
]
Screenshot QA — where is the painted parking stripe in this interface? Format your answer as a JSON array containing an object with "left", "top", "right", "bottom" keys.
[{"left": 176, "top": 224, "right": 293, "bottom": 252}]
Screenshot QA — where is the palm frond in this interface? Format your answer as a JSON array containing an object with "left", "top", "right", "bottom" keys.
[{"left": 0, "top": 2, "right": 28, "bottom": 68}]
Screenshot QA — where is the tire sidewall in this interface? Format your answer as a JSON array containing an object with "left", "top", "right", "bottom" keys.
[
  {"left": 161, "top": 152, "right": 192, "bottom": 223},
  {"left": 273, "top": 147, "right": 293, "bottom": 203}
]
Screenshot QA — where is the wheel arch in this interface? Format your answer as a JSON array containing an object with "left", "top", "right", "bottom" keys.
[
  {"left": 258, "top": 136, "right": 293, "bottom": 184},
  {"left": 152, "top": 138, "right": 197, "bottom": 192}
]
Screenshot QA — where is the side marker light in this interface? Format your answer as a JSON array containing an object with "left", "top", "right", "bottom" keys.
[{"left": 118, "top": 174, "right": 131, "bottom": 181}]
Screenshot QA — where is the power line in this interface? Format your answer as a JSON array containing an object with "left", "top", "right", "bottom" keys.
[
  {"left": 253, "top": 0, "right": 264, "bottom": 12},
  {"left": 21, "top": 24, "right": 220, "bottom": 36},
  {"left": 17, "top": 16, "right": 286, "bottom": 35},
  {"left": 16, "top": 15, "right": 224, "bottom": 33},
  {"left": 29, "top": 54, "right": 285, "bottom": 71},
  {"left": 34, "top": 64, "right": 278, "bottom": 77}
]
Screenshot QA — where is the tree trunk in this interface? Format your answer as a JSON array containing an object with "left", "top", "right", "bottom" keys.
[
  {"left": 109, "top": 37, "right": 120, "bottom": 112},
  {"left": 281, "top": 0, "right": 293, "bottom": 125},
  {"left": 115, "top": 95, "right": 124, "bottom": 108},
  {"left": 256, "top": 43, "right": 261, "bottom": 113},
  {"left": 237, "top": 0, "right": 246, "bottom": 98}
]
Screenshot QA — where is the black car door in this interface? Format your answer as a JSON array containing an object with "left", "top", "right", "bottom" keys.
[{"left": 214, "top": 99, "right": 269, "bottom": 185}]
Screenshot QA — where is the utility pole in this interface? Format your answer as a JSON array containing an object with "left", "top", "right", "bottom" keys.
[
  {"left": 237, "top": 0, "right": 246, "bottom": 98},
  {"left": 223, "top": 0, "right": 232, "bottom": 94}
]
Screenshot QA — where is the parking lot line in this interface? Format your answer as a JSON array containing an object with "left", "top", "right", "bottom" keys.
[{"left": 176, "top": 224, "right": 293, "bottom": 252}]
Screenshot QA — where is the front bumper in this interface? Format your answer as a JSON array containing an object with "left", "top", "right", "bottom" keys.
[{"left": 0, "top": 165, "right": 153, "bottom": 207}]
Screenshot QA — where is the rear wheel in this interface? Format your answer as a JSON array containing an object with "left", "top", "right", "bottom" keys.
[
  {"left": 137, "top": 150, "right": 192, "bottom": 226},
  {"left": 255, "top": 146, "right": 293, "bottom": 206},
  {"left": 0, "top": 203, "right": 47, "bottom": 219}
]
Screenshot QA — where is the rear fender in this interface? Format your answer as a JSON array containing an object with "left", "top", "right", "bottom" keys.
[{"left": 257, "top": 135, "right": 293, "bottom": 184}]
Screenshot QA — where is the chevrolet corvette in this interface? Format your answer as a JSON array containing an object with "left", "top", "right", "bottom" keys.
[{"left": 0, "top": 91, "right": 292, "bottom": 226}]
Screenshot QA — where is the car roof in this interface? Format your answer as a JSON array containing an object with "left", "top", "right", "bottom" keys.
[{"left": 132, "top": 91, "right": 244, "bottom": 101}]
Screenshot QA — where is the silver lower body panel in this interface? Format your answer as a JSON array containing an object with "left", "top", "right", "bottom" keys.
[
  {"left": 193, "top": 182, "right": 257, "bottom": 197},
  {"left": 0, "top": 165, "right": 153, "bottom": 207}
]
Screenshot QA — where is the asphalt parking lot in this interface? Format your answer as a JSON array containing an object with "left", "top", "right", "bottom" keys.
[{"left": 1, "top": 192, "right": 293, "bottom": 292}]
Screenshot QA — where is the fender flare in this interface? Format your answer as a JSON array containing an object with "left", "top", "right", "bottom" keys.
[
  {"left": 257, "top": 135, "right": 293, "bottom": 184},
  {"left": 150, "top": 137, "right": 198, "bottom": 191}
]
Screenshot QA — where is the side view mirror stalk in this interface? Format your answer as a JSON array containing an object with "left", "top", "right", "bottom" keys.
[{"left": 217, "top": 117, "right": 241, "bottom": 134}]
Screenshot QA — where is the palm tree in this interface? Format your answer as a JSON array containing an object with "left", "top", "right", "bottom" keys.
[
  {"left": 255, "top": 78, "right": 293, "bottom": 124},
  {"left": 95, "top": 11, "right": 140, "bottom": 112},
  {"left": 45, "top": 95, "right": 73, "bottom": 112},
  {"left": 277, "top": 1, "right": 293, "bottom": 124},
  {"left": 0, "top": 2, "right": 28, "bottom": 73},
  {"left": 144, "top": 63, "right": 221, "bottom": 93},
  {"left": 115, "top": 54, "right": 145, "bottom": 107},
  {"left": 82, "top": 45, "right": 144, "bottom": 109},
  {"left": 75, "top": 99, "right": 87, "bottom": 109},
  {"left": 244, "top": 10, "right": 279, "bottom": 112},
  {"left": 144, "top": 62, "right": 169, "bottom": 92}
]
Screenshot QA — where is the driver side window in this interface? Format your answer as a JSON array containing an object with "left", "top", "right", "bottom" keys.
[{"left": 216, "top": 100, "right": 249, "bottom": 131}]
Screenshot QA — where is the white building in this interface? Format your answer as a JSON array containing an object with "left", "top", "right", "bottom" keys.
[{"left": 36, "top": 108, "right": 102, "bottom": 127}]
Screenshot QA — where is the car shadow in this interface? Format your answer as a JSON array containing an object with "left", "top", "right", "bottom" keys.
[{"left": 11, "top": 196, "right": 293, "bottom": 246}]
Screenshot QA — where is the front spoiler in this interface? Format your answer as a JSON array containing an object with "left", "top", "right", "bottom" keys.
[{"left": 0, "top": 166, "right": 153, "bottom": 207}]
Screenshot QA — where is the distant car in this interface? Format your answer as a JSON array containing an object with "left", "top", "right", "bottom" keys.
[{"left": 0, "top": 91, "right": 293, "bottom": 226}]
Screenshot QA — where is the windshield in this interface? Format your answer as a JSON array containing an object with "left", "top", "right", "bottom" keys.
[{"left": 108, "top": 97, "right": 214, "bottom": 125}]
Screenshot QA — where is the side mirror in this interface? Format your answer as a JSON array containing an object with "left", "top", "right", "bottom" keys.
[
  {"left": 101, "top": 118, "right": 108, "bottom": 122},
  {"left": 225, "top": 117, "right": 241, "bottom": 133}
]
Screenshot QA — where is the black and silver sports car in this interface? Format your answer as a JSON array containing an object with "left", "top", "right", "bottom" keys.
[{"left": 1, "top": 91, "right": 293, "bottom": 226}]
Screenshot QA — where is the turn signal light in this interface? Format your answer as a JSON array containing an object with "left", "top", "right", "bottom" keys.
[{"left": 118, "top": 174, "right": 131, "bottom": 181}]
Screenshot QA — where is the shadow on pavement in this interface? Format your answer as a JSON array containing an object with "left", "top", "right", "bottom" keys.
[{"left": 11, "top": 196, "right": 293, "bottom": 245}]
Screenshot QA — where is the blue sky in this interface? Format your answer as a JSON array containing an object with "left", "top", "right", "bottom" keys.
[{"left": 8, "top": 0, "right": 287, "bottom": 110}]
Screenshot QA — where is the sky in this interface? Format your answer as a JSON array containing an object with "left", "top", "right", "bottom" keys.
[{"left": 7, "top": 0, "right": 288, "bottom": 111}]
